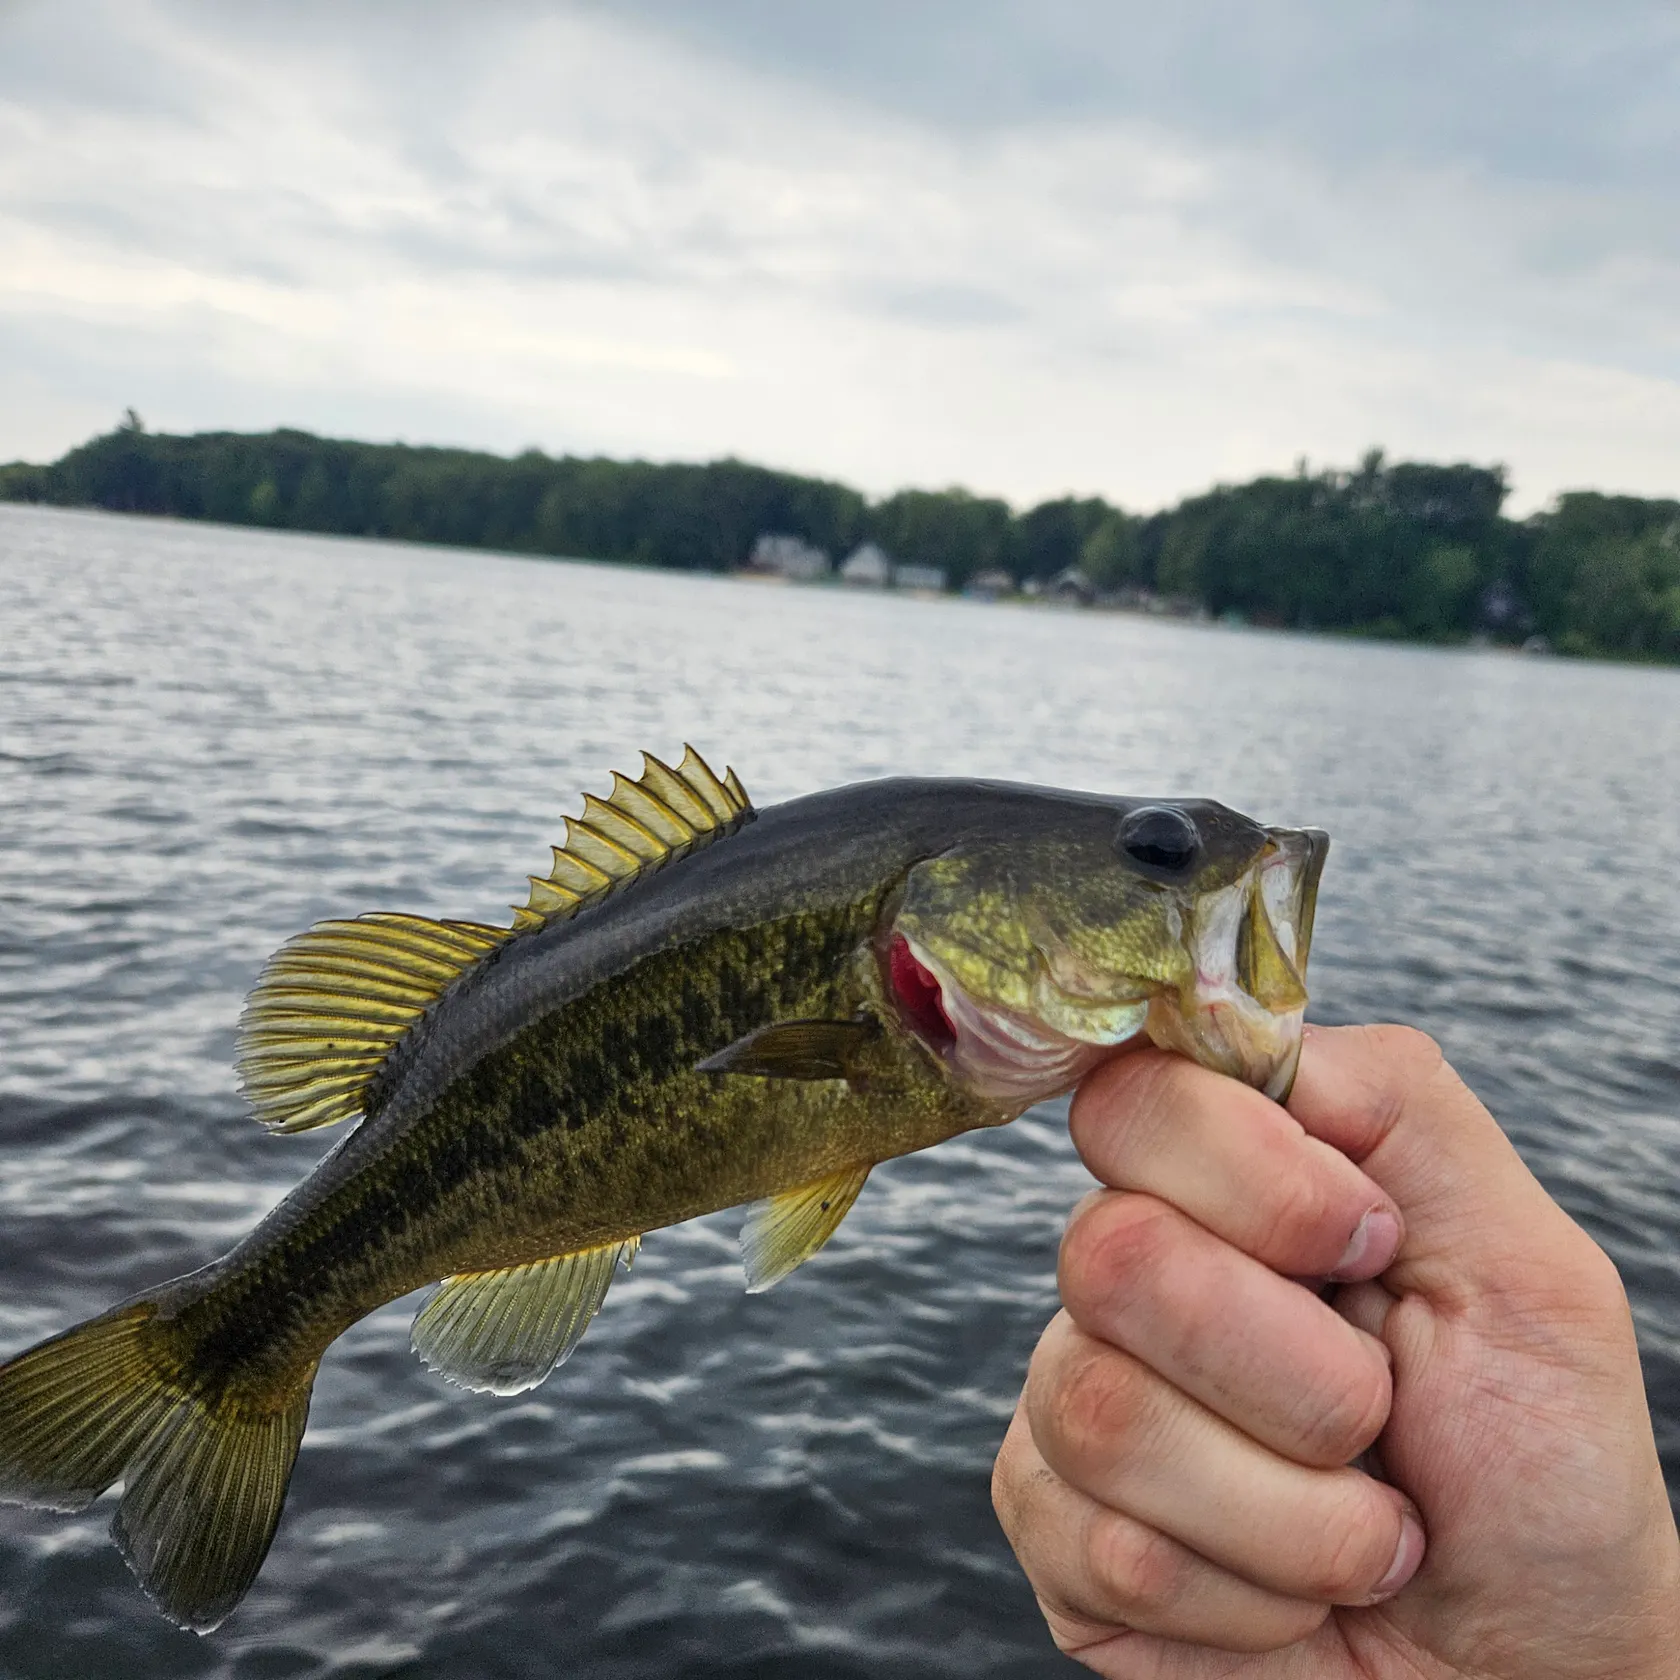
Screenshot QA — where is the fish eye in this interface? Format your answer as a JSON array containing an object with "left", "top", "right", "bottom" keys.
[{"left": 1115, "top": 805, "right": 1200, "bottom": 876}]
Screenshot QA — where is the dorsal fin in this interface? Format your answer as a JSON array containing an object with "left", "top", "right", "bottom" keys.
[
  {"left": 236, "top": 747, "right": 754, "bottom": 1134},
  {"left": 511, "top": 745, "right": 753, "bottom": 931},
  {"left": 235, "top": 914, "right": 512, "bottom": 1133}
]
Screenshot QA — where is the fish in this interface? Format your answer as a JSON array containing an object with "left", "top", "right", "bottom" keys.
[{"left": 0, "top": 748, "right": 1328, "bottom": 1632}]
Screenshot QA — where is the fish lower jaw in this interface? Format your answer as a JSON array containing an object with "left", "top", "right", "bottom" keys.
[{"left": 1144, "top": 989, "right": 1304, "bottom": 1101}]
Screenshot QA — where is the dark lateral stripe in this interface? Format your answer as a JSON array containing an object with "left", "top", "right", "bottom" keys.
[{"left": 188, "top": 902, "right": 877, "bottom": 1380}]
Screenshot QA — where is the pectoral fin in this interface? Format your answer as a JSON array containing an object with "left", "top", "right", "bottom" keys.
[
  {"left": 696, "top": 1019, "right": 875, "bottom": 1082},
  {"left": 740, "top": 1164, "right": 873, "bottom": 1293},
  {"left": 411, "top": 1237, "right": 639, "bottom": 1396}
]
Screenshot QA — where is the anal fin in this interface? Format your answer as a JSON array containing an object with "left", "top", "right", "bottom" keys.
[
  {"left": 411, "top": 1237, "right": 639, "bottom": 1396},
  {"left": 741, "top": 1165, "right": 872, "bottom": 1293}
]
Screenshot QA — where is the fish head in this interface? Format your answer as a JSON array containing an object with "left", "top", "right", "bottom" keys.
[{"left": 884, "top": 795, "right": 1328, "bottom": 1107}]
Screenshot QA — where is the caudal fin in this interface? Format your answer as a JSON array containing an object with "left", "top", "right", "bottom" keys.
[{"left": 0, "top": 1302, "right": 314, "bottom": 1632}]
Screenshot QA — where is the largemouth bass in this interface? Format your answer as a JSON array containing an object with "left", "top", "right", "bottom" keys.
[{"left": 0, "top": 749, "right": 1328, "bottom": 1631}]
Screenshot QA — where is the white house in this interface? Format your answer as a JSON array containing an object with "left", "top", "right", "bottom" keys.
[
  {"left": 894, "top": 562, "right": 947, "bottom": 593},
  {"left": 964, "top": 568, "right": 1014, "bottom": 600},
  {"left": 1046, "top": 565, "right": 1095, "bottom": 605},
  {"left": 839, "top": 543, "right": 893, "bottom": 587},
  {"left": 747, "top": 532, "right": 831, "bottom": 581}
]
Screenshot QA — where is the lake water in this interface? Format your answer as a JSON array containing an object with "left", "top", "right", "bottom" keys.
[{"left": 1, "top": 502, "right": 1677, "bottom": 1679}]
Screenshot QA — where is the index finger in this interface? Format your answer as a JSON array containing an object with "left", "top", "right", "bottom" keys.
[{"left": 1070, "top": 1050, "right": 1404, "bottom": 1282}]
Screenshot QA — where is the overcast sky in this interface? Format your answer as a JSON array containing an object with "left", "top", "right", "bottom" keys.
[{"left": 2, "top": 0, "right": 1677, "bottom": 512}]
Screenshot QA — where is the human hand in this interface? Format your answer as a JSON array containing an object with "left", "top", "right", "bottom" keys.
[{"left": 992, "top": 1024, "right": 1680, "bottom": 1677}]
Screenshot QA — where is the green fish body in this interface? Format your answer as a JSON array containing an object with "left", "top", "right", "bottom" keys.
[{"left": 0, "top": 750, "right": 1328, "bottom": 1632}]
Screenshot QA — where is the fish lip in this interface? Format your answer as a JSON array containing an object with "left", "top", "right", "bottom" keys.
[
  {"left": 1145, "top": 828, "right": 1327, "bottom": 1098},
  {"left": 1289, "top": 827, "right": 1330, "bottom": 973},
  {"left": 1144, "top": 991, "right": 1305, "bottom": 1100}
]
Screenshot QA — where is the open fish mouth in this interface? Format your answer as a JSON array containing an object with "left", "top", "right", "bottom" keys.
[
  {"left": 888, "top": 825, "right": 1329, "bottom": 1106},
  {"left": 1143, "top": 826, "right": 1329, "bottom": 1101}
]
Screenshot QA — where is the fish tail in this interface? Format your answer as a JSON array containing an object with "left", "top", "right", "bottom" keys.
[{"left": 0, "top": 1299, "right": 316, "bottom": 1632}]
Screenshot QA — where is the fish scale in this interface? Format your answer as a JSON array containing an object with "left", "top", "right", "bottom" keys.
[
  {"left": 0, "top": 748, "right": 1327, "bottom": 1634},
  {"left": 182, "top": 900, "right": 904, "bottom": 1395}
]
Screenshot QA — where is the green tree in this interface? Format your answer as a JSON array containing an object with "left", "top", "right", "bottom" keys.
[
  {"left": 868, "top": 488, "right": 1014, "bottom": 590},
  {"left": 1079, "top": 513, "right": 1141, "bottom": 590},
  {"left": 1526, "top": 492, "right": 1680, "bottom": 643},
  {"left": 1566, "top": 531, "right": 1680, "bottom": 658},
  {"left": 1403, "top": 544, "right": 1482, "bottom": 639},
  {"left": 1015, "top": 496, "right": 1110, "bottom": 582},
  {"left": 248, "top": 479, "right": 282, "bottom": 524},
  {"left": 5, "top": 423, "right": 1678, "bottom": 666}
]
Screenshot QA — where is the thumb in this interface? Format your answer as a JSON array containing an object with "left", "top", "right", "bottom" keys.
[{"left": 1285, "top": 1023, "right": 1586, "bottom": 1304}]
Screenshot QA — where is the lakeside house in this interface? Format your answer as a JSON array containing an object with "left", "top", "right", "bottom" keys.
[
  {"left": 730, "top": 537, "right": 1210, "bottom": 617},
  {"left": 964, "top": 568, "right": 1015, "bottom": 601},
  {"left": 741, "top": 536, "right": 945, "bottom": 593},
  {"left": 1046, "top": 566, "right": 1095, "bottom": 606},
  {"left": 839, "top": 543, "right": 893, "bottom": 586},
  {"left": 747, "top": 532, "right": 831, "bottom": 581},
  {"left": 894, "top": 562, "right": 947, "bottom": 592}
]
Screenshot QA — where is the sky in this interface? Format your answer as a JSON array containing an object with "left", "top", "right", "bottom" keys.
[{"left": 1, "top": 0, "right": 1677, "bottom": 514}]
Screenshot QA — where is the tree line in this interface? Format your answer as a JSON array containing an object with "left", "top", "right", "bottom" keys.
[{"left": 3, "top": 416, "right": 1677, "bottom": 663}]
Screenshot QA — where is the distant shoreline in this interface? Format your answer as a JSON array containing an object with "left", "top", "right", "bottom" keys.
[
  {"left": 10, "top": 498, "right": 1678, "bottom": 676},
  {"left": 4, "top": 423, "right": 1676, "bottom": 666}
]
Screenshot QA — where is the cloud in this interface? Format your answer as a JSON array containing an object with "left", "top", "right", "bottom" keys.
[
  {"left": 600, "top": 0, "right": 1680, "bottom": 185},
  {"left": 0, "top": 0, "right": 1676, "bottom": 511}
]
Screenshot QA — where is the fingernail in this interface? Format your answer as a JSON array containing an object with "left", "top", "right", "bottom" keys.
[
  {"left": 1360, "top": 1507, "right": 1425, "bottom": 1604},
  {"left": 1331, "top": 1209, "right": 1401, "bottom": 1281}
]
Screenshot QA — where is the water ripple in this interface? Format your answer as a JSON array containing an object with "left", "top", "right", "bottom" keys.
[{"left": 1, "top": 504, "right": 1678, "bottom": 1677}]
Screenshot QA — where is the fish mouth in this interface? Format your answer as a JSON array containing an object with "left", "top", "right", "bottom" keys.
[
  {"left": 1144, "top": 826, "right": 1328, "bottom": 1101},
  {"left": 887, "top": 826, "right": 1328, "bottom": 1107}
]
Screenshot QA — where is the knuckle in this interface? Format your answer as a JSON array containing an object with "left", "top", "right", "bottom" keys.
[
  {"left": 1059, "top": 1195, "right": 1178, "bottom": 1322},
  {"left": 1022, "top": 1316, "right": 1076, "bottom": 1430},
  {"left": 1328, "top": 1024, "right": 1446, "bottom": 1151},
  {"left": 1367, "top": 1024, "right": 1446, "bottom": 1113},
  {"left": 990, "top": 1419, "right": 1032, "bottom": 1534},
  {"left": 1573, "top": 1233, "right": 1631, "bottom": 1317},
  {"left": 1088, "top": 1514, "right": 1189, "bottom": 1615},
  {"left": 1552, "top": 1233, "right": 1642, "bottom": 1357},
  {"left": 1366, "top": 1021, "right": 1443, "bottom": 1076},
  {"left": 1047, "top": 1343, "right": 1156, "bottom": 1471}
]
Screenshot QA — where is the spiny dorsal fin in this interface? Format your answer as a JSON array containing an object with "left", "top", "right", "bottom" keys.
[
  {"left": 410, "top": 1237, "right": 640, "bottom": 1395},
  {"left": 512, "top": 745, "right": 753, "bottom": 931},
  {"left": 237, "top": 747, "right": 753, "bottom": 1134},
  {"left": 236, "top": 913, "right": 512, "bottom": 1134}
]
